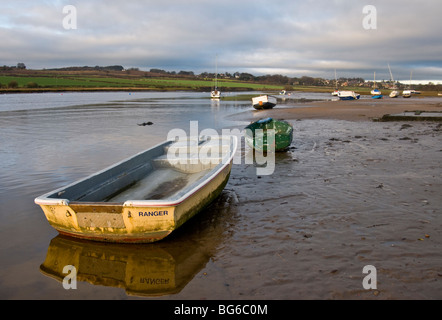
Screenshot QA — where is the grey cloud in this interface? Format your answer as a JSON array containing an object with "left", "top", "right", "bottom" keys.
[{"left": 0, "top": 0, "right": 441, "bottom": 80}]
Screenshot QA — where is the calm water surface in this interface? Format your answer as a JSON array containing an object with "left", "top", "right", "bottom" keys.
[
  {"left": 0, "top": 91, "right": 246, "bottom": 298},
  {"left": 3, "top": 91, "right": 439, "bottom": 300},
  {"left": 0, "top": 91, "right": 330, "bottom": 299}
]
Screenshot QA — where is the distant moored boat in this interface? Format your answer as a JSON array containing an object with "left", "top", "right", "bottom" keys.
[
  {"left": 389, "top": 90, "right": 399, "bottom": 98},
  {"left": 211, "top": 55, "right": 221, "bottom": 99},
  {"left": 388, "top": 63, "right": 399, "bottom": 98},
  {"left": 371, "top": 89, "right": 383, "bottom": 99},
  {"left": 211, "top": 89, "right": 221, "bottom": 99},
  {"left": 337, "top": 91, "right": 360, "bottom": 100},
  {"left": 371, "top": 72, "right": 383, "bottom": 99},
  {"left": 402, "top": 90, "right": 412, "bottom": 98},
  {"left": 402, "top": 71, "right": 414, "bottom": 98},
  {"left": 252, "top": 95, "right": 277, "bottom": 109}
]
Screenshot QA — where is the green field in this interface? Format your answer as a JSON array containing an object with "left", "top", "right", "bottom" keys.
[
  {"left": 2, "top": 72, "right": 440, "bottom": 96},
  {"left": 0, "top": 74, "right": 283, "bottom": 92}
]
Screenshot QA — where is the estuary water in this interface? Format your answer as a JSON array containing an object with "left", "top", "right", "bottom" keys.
[
  {"left": 1, "top": 91, "right": 441, "bottom": 300},
  {"left": 0, "top": 91, "right": 251, "bottom": 299}
]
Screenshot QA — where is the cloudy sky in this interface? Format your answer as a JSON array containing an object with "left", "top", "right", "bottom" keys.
[{"left": 1, "top": 0, "right": 442, "bottom": 81}]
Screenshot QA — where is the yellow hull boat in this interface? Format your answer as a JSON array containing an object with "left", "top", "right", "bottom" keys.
[{"left": 35, "top": 136, "right": 237, "bottom": 243}]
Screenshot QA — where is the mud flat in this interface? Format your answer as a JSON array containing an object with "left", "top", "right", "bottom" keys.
[
  {"left": 207, "top": 97, "right": 442, "bottom": 299},
  {"left": 379, "top": 111, "right": 442, "bottom": 122},
  {"left": 207, "top": 119, "right": 442, "bottom": 299},
  {"left": 230, "top": 98, "right": 442, "bottom": 122}
]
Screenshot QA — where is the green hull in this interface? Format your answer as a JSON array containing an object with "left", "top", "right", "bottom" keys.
[{"left": 245, "top": 118, "right": 293, "bottom": 152}]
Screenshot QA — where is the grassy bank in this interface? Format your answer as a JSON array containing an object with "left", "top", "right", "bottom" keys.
[
  {"left": 1, "top": 70, "right": 440, "bottom": 96},
  {"left": 0, "top": 71, "right": 282, "bottom": 93}
]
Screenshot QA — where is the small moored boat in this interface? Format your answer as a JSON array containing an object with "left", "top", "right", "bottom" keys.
[
  {"left": 252, "top": 95, "right": 277, "bottom": 110},
  {"left": 402, "top": 71, "right": 414, "bottom": 98},
  {"left": 35, "top": 136, "right": 238, "bottom": 243},
  {"left": 337, "top": 91, "right": 360, "bottom": 100},
  {"left": 402, "top": 90, "right": 412, "bottom": 98},
  {"left": 388, "top": 64, "right": 399, "bottom": 98},
  {"left": 371, "top": 90, "right": 383, "bottom": 99},
  {"left": 370, "top": 72, "right": 383, "bottom": 99},
  {"left": 211, "top": 55, "right": 221, "bottom": 99},
  {"left": 389, "top": 90, "right": 399, "bottom": 98},
  {"left": 211, "top": 89, "right": 221, "bottom": 99},
  {"left": 245, "top": 118, "right": 293, "bottom": 152}
]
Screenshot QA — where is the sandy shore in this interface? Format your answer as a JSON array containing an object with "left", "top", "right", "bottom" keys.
[
  {"left": 207, "top": 97, "right": 442, "bottom": 299},
  {"left": 230, "top": 98, "right": 442, "bottom": 122}
]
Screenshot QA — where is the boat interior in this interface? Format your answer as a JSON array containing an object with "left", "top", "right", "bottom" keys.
[{"left": 45, "top": 137, "right": 232, "bottom": 204}]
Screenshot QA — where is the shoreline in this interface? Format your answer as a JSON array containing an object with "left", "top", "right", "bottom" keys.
[
  {"left": 230, "top": 98, "right": 442, "bottom": 122},
  {"left": 0, "top": 87, "right": 223, "bottom": 94},
  {"left": 2, "top": 91, "right": 441, "bottom": 299},
  {"left": 1, "top": 86, "right": 441, "bottom": 97}
]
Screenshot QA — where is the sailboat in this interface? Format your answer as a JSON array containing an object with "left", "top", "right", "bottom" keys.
[
  {"left": 211, "top": 55, "right": 221, "bottom": 99},
  {"left": 402, "top": 71, "right": 413, "bottom": 98},
  {"left": 388, "top": 64, "right": 399, "bottom": 98},
  {"left": 331, "top": 69, "right": 339, "bottom": 96},
  {"left": 338, "top": 91, "right": 361, "bottom": 100},
  {"left": 370, "top": 72, "right": 383, "bottom": 99}
]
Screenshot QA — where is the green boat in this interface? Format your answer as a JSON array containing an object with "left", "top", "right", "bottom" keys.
[{"left": 245, "top": 118, "right": 294, "bottom": 152}]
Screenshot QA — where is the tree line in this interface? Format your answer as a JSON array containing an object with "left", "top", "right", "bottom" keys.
[{"left": 2, "top": 64, "right": 441, "bottom": 90}]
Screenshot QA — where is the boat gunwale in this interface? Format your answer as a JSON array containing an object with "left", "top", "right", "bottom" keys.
[{"left": 35, "top": 136, "right": 238, "bottom": 208}]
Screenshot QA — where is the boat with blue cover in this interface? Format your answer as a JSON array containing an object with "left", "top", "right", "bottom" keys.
[
  {"left": 371, "top": 72, "right": 383, "bottom": 99},
  {"left": 337, "top": 91, "right": 361, "bottom": 100}
]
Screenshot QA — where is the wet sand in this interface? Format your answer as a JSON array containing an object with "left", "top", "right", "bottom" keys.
[
  {"left": 207, "top": 98, "right": 442, "bottom": 300},
  {"left": 231, "top": 98, "right": 442, "bottom": 122}
]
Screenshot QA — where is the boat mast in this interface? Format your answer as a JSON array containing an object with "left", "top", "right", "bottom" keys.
[
  {"left": 214, "top": 54, "right": 218, "bottom": 91},
  {"left": 334, "top": 69, "right": 338, "bottom": 90},
  {"left": 388, "top": 63, "right": 394, "bottom": 82},
  {"left": 388, "top": 63, "right": 397, "bottom": 89},
  {"left": 211, "top": 54, "right": 220, "bottom": 98}
]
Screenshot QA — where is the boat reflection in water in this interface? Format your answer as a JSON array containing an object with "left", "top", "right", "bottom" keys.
[{"left": 40, "top": 191, "right": 238, "bottom": 297}]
